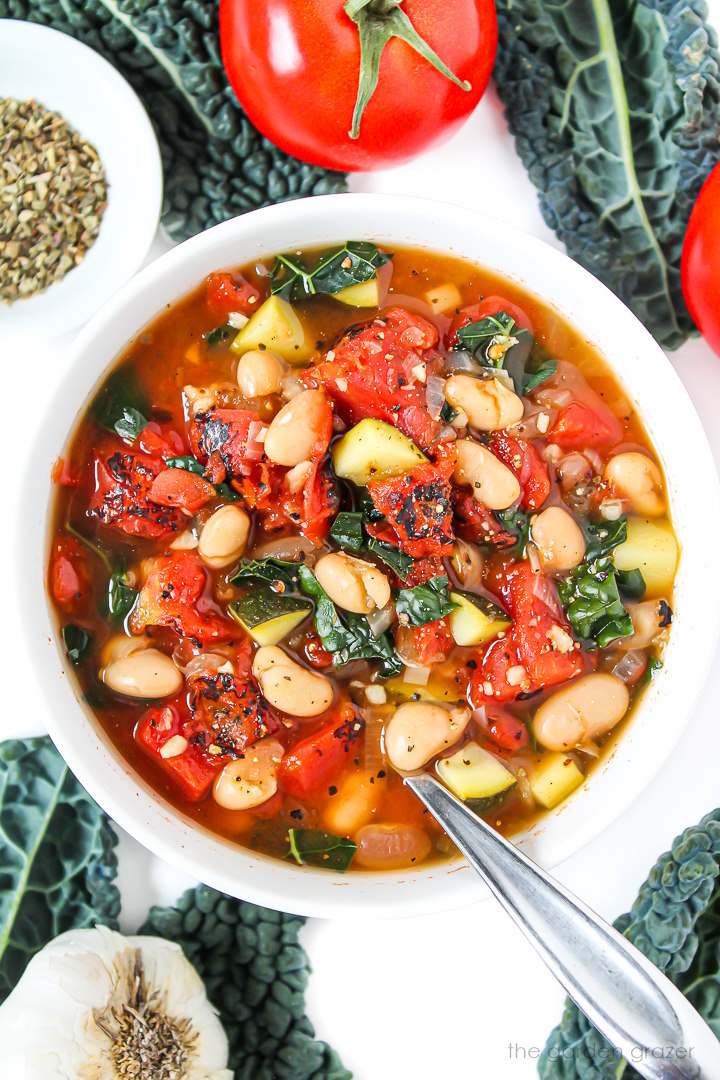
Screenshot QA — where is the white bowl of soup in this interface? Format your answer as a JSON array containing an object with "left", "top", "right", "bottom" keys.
[{"left": 22, "top": 193, "right": 720, "bottom": 917}]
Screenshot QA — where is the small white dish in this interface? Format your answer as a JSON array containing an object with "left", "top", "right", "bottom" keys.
[
  {"left": 21, "top": 193, "right": 720, "bottom": 918},
  {"left": 0, "top": 20, "right": 162, "bottom": 337}
]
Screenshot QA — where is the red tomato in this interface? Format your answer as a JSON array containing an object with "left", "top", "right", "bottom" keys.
[
  {"left": 476, "top": 709, "right": 530, "bottom": 751},
  {"left": 303, "top": 633, "right": 335, "bottom": 669},
  {"left": 452, "top": 491, "right": 517, "bottom": 548},
  {"left": 149, "top": 469, "right": 217, "bottom": 513},
  {"left": 471, "top": 562, "right": 584, "bottom": 703},
  {"left": 188, "top": 669, "right": 279, "bottom": 755},
  {"left": 681, "top": 164, "right": 720, "bottom": 356},
  {"left": 137, "top": 422, "right": 186, "bottom": 459},
  {"left": 136, "top": 705, "right": 223, "bottom": 801},
  {"left": 489, "top": 433, "right": 550, "bottom": 511},
  {"left": 130, "top": 552, "right": 239, "bottom": 644},
  {"left": 446, "top": 296, "right": 533, "bottom": 349},
  {"left": 219, "top": 0, "right": 497, "bottom": 172},
  {"left": 408, "top": 618, "right": 453, "bottom": 664},
  {"left": 366, "top": 443, "right": 456, "bottom": 557},
  {"left": 278, "top": 704, "right": 364, "bottom": 800},
  {"left": 300, "top": 308, "right": 441, "bottom": 449},
  {"left": 548, "top": 401, "right": 623, "bottom": 452},
  {"left": 190, "top": 409, "right": 267, "bottom": 481},
  {"left": 205, "top": 271, "right": 260, "bottom": 316},
  {"left": 50, "top": 538, "right": 92, "bottom": 609},
  {"left": 89, "top": 452, "right": 184, "bottom": 540}
]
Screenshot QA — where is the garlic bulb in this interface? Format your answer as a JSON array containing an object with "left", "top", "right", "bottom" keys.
[{"left": 0, "top": 926, "right": 231, "bottom": 1080}]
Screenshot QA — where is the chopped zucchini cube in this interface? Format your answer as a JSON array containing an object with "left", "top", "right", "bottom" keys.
[
  {"left": 332, "top": 418, "right": 427, "bottom": 486},
  {"left": 230, "top": 295, "right": 311, "bottom": 363},
  {"left": 333, "top": 278, "right": 380, "bottom": 307},
  {"left": 424, "top": 283, "right": 462, "bottom": 314},
  {"left": 384, "top": 673, "right": 465, "bottom": 705},
  {"left": 229, "top": 589, "right": 313, "bottom": 646},
  {"left": 528, "top": 752, "right": 584, "bottom": 809},
  {"left": 449, "top": 590, "right": 512, "bottom": 647},
  {"left": 612, "top": 517, "right": 678, "bottom": 597},
  {"left": 436, "top": 741, "right": 517, "bottom": 812}
]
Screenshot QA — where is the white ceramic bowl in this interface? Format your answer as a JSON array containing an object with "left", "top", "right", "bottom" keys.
[
  {"left": 22, "top": 193, "right": 720, "bottom": 918},
  {"left": 0, "top": 20, "right": 162, "bottom": 337}
]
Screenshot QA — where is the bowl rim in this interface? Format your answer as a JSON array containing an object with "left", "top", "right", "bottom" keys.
[
  {"left": 0, "top": 19, "right": 163, "bottom": 338},
  {"left": 22, "top": 192, "right": 720, "bottom": 918}
]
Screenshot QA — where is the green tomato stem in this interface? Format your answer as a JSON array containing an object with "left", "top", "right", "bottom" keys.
[{"left": 343, "top": 0, "right": 472, "bottom": 140}]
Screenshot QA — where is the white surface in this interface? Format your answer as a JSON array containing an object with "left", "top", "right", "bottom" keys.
[
  {"left": 5, "top": 41, "right": 720, "bottom": 1080},
  {"left": 24, "top": 193, "right": 720, "bottom": 923},
  {"left": 0, "top": 21, "right": 162, "bottom": 336}
]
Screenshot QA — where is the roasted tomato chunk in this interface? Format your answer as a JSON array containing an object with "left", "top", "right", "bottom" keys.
[
  {"left": 471, "top": 562, "right": 584, "bottom": 703},
  {"left": 89, "top": 451, "right": 183, "bottom": 540},
  {"left": 453, "top": 491, "right": 517, "bottom": 548},
  {"left": 278, "top": 703, "right": 364, "bottom": 800},
  {"left": 548, "top": 402, "right": 623, "bottom": 451},
  {"left": 189, "top": 668, "right": 278, "bottom": 756},
  {"left": 49, "top": 536, "right": 93, "bottom": 610},
  {"left": 366, "top": 444, "right": 456, "bottom": 557},
  {"left": 136, "top": 704, "right": 224, "bottom": 801},
  {"left": 397, "top": 619, "right": 453, "bottom": 665},
  {"left": 190, "top": 408, "right": 267, "bottom": 481},
  {"left": 130, "top": 552, "right": 239, "bottom": 645},
  {"left": 300, "top": 308, "right": 442, "bottom": 449},
  {"left": 149, "top": 468, "right": 216, "bottom": 513},
  {"left": 489, "top": 433, "right": 550, "bottom": 512},
  {"left": 205, "top": 271, "right": 260, "bottom": 316}
]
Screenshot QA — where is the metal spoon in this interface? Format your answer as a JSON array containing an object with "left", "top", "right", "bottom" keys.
[{"left": 405, "top": 772, "right": 720, "bottom": 1080}]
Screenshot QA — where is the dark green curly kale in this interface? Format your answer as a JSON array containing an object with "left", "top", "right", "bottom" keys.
[
  {"left": 141, "top": 884, "right": 352, "bottom": 1080},
  {"left": 0, "top": 737, "right": 120, "bottom": 1002},
  {"left": 540, "top": 809, "right": 720, "bottom": 1077},
  {"left": 493, "top": 0, "right": 720, "bottom": 349},
  {"left": 0, "top": 0, "right": 346, "bottom": 239}
]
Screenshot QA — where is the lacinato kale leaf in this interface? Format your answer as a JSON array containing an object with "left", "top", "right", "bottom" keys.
[
  {"left": 270, "top": 241, "right": 391, "bottom": 301},
  {"left": 91, "top": 368, "right": 150, "bottom": 437},
  {"left": 329, "top": 511, "right": 365, "bottom": 553},
  {"left": 231, "top": 558, "right": 303, "bottom": 591},
  {"left": 583, "top": 518, "right": 628, "bottom": 563},
  {"left": 62, "top": 624, "right": 91, "bottom": 665},
  {"left": 1, "top": 0, "right": 346, "bottom": 241},
  {"left": 298, "top": 566, "right": 402, "bottom": 676},
  {"left": 558, "top": 555, "right": 634, "bottom": 648},
  {"left": 496, "top": 505, "right": 531, "bottom": 553},
  {"left": 456, "top": 316, "right": 557, "bottom": 395},
  {"left": 287, "top": 829, "right": 357, "bottom": 872},
  {"left": 0, "top": 738, "right": 120, "bottom": 1003},
  {"left": 394, "top": 575, "right": 458, "bottom": 626},
  {"left": 105, "top": 569, "right": 138, "bottom": 624},
  {"left": 113, "top": 406, "right": 149, "bottom": 442},
  {"left": 493, "top": 0, "right": 720, "bottom": 348},
  {"left": 540, "top": 809, "right": 720, "bottom": 1079},
  {"left": 204, "top": 323, "right": 235, "bottom": 347},
  {"left": 142, "top": 884, "right": 351, "bottom": 1080},
  {"left": 367, "top": 539, "right": 413, "bottom": 581}
]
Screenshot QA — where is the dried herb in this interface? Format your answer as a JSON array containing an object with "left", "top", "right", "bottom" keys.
[{"left": 0, "top": 97, "right": 107, "bottom": 303}]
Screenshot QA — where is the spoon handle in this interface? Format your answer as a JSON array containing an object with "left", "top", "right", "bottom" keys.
[{"left": 405, "top": 773, "right": 720, "bottom": 1080}]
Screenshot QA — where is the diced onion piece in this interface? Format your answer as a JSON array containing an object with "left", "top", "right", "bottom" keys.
[
  {"left": 612, "top": 649, "right": 648, "bottom": 685},
  {"left": 425, "top": 375, "right": 446, "bottom": 420},
  {"left": 367, "top": 602, "right": 395, "bottom": 639},
  {"left": 227, "top": 311, "right": 249, "bottom": 329},
  {"left": 402, "top": 664, "right": 431, "bottom": 686}
]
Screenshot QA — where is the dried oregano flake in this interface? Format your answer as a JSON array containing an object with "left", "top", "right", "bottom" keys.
[{"left": 0, "top": 97, "right": 108, "bottom": 304}]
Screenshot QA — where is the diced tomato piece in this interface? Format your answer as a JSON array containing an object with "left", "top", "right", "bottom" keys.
[
  {"left": 89, "top": 451, "right": 183, "bottom": 540},
  {"left": 136, "top": 705, "right": 223, "bottom": 801},
  {"left": 149, "top": 468, "right": 216, "bottom": 513},
  {"left": 137, "top": 422, "right": 186, "bottom": 459},
  {"left": 408, "top": 618, "right": 453, "bottom": 664},
  {"left": 278, "top": 704, "right": 364, "bottom": 800},
  {"left": 49, "top": 537, "right": 92, "bottom": 609},
  {"left": 303, "top": 633, "right": 335, "bottom": 669},
  {"left": 130, "top": 552, "right": 239, "bottom": 644},
  {"left": 548, "top": 402, "right": 623, "bottom": 451},
  {"left": 471, "top": 562, "right": 584, "bottom": 704},
  {"left": 299, "top": 307, "right": 442, "bottom": 449},
  {"left": 188, "top": 668, "right": 279, "bottom": 755},
  {"left": 401, "top": 557, "right": 446, "bottom": 588},
  {"left": 446, "top": 296, "right": 533, "bottom": 350},
  {"left": 490, "top": 433, "right": 550, "bottom": 511},
  {"left": 205, "top": 271, "right": 260, "bottom": 316},
  {"left": 51, "top": 457, "right": 80, "bottom": 487},
  {"left": 453, "top": 491, "right": 517, "bottom": 548},
  {"left": 190, "top": 408, "right": 268, "bottom": 481},
  {"left": 366, "top": 444, "right": 456, "bottom": 558},
  {"left": 477, "top": 709, "right": 530, "bottom": 751}
]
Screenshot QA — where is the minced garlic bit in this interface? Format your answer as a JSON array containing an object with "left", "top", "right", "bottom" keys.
[
  {"left": 506, "top": 665, "right": 528, "bottom": 687},
  {"left": 160, "top": 735, "right": 189, "bottom": 760},
  {"left": 536, "top": 412, "right": 550, "bottom": 434},
  {"left": 547, "top": 624, "right": 575, "bottom": 654},
  {"left": 365, "top": 684, "right": 387, "bottom": 705}
]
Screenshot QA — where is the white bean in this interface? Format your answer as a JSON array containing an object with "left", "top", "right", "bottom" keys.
[
  {"left": 236, "top": 349, "right": 285, "bottom": 398},
  {"left": 532, "top": 673, "right": 629, "bottom": 751},
  {"left": 323, "top": 771, "right": 383, "bottom": 836},
  {"left": 252, "top": 645, "right": 334, "bottom": 716},
  {"left": 198, "top": 505, "right": 250, "bottom": 569},
  {"left": 384, "top": 702, "right": 470, "bottom": 772},
  {"left": 619, "top": 599, "right": 672, "bottom": 651},
  {"left": 101, "top": 634, "right": 147, "bottom": 667},
  {"left": 444, "top": 374, "right": 524, "bottom": 431},
  {"left": 264, "top": 389, "right": 328, "bottom": 466},
  {"left": 453, "top": 439, "right": 521, "bottom": 510},
  {"left": 604, "top": 452, "right": 664, "bottom": 516},
  {"left": 213, "top": 738, "right": 285, "bottom": 810},
  {"left": 531, "top": 506, "right": 586, "bottom": 572},
  {"left": 354, "top": 823, "right": 432, "bottom": 869},
  {"left": 314, "top": 552, "right": 391, "bottom": 613},
  {"left": 102, "top": 648, "right": 182, "bottom": 699}
]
